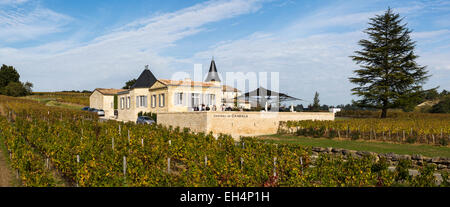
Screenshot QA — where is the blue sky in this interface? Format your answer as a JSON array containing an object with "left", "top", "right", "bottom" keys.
[{"left": 1, "top": 0, "right": 449, "bottom": 106}]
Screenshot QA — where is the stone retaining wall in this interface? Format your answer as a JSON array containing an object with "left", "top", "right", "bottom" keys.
[
  {"left": 310, "top": 147, "right": 450, "bottom": 171},
  {"left": 157, "top": 111, "right": 335, "bottom": 139}
]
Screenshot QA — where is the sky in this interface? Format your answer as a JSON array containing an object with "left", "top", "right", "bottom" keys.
[{"left": 0, "top": 0, "right": 449, "bottom": 106}]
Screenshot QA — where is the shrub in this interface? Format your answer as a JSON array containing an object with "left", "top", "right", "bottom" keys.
[
  {"left": 439, "top": 137, "right": 448, "bottom": 146},
  {"left": 430, "top": 97, "right": 450, "bottom": 113},
  {"left": 371, "top": 158, "right": 389, "bottom": 173},
  {"left": 395, "top": 159, "right": 412, "bottom": 181},
  {"left": 411, "top": 164, "right": 436, "bottom": 187},
  {"left": 406, "top": 136, "right": 417, "bottom": 144},
  {"left": 350, "top": 131, "right": 360, "bottom": 140},
  {"left": 328, "top": 128, "right": 337, "bottom": 139}
]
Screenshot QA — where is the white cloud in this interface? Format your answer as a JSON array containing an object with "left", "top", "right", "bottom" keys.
[
  {"left": 0, "top": 0, "right": 28, "bottom": 5},
  {"left": 412, "top": 29, "right": 450, "bottom": 39},
  {"left": 184, "top": 3, "right": 450, "bottom": 105},
  {"left": 0, "top": 4, "right": 72, "bottom": 43},
  {"left": 1, "top": 0, "right": 449, "bottom": 106},
  {"left": 0, "top": 0, "right": 266, "bottom": 91},
  {"left": 190, "top": 31, "right": 363, "bottom": 105}
]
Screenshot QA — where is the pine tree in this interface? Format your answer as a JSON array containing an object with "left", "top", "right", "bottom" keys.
[
  {"left": 350, "top": 8, "right": 429, "bottom": 118},
  {"left": 312, "top": 91, "right": 320, "bottom": 111}
]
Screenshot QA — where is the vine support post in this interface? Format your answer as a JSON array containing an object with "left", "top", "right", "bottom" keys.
[
  {"left": 112, "top": 137, "right": 115, "bottom": 151},
  {"left": 76, "top": 155, "right": 80, "bottom": 187},
  {"left": 300, "top": 157, "right": 303, "bottom": 174},
  {"left": 123, "top": 156, "right": 127, "bottom": 177},
  {"left": 273, "top": 157, "right": 277, "bottom": 177},
  {"left": 389, "top": 130, "right": 391, "bottom": 140},
  {"left": 347, "top": 125, "right": 350, "bottom": 138},
  {"left": 403, "top": 130, "right": 405, "bottom": 142},
  {"left": 167, "top": 158, "right": 171, "bottom": 173}
]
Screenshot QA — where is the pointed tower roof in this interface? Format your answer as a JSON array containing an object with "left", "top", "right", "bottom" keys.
[
  {"left": 205, "top": 57, "right": 221, "bottom": 82},
  {"left": 131, "top": 65, "right": 158, "bottom": 89}
]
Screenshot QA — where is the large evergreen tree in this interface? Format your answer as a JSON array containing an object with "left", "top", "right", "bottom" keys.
[
  {"left": 350, "top": 8, "right": 429, "bottom": 118},
  {"left": 312, "top": 91, "right": 320, "bottom": 111}
]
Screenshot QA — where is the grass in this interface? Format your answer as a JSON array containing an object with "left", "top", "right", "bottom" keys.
[
  {"left": 21, "top": 96, "right": 83, "bottom": 111},
  {"left": 260, "top": 134, "right": 450, "bottom": 158}
]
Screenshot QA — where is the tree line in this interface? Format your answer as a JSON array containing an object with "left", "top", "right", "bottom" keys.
[{"left": 0, "top": 64, "right": 33, "bottom": 97}]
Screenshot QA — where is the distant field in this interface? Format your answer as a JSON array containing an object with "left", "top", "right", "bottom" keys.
[
  {"left": 279, "top": 112, "right": 450, "bottom": 146},
  {"left": 24, "top": 92, "right": 90, "bottom": 108},
  {"left": 260, "top": 134, "right": 450, "bottom": 158}
]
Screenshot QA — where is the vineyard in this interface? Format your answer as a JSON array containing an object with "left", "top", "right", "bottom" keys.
[
  {"left": 28, "top": 92, "right": 90, "bottom": 106},
  {"left": 0, "top": 95, "right": 448, "bottom": 187},
  {"left": 279, "top": 114, "right": 450, "bottom": 146}
]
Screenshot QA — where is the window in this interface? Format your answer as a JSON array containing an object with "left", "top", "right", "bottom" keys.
[
  {"left": 204, "top": 94, "right": 216, "bottom": 106},
  {"left": 120, "top": 97, "right": 125, "bottom": 109},
  {"left": 141, "top": 96, "right": 148, "bottom": 107},
  {"left": 127, "top": 97, "right": 130, "bottom": 109},
  {"left": 151, "top": 95, "right": 157, "bottom": 108},
  {"left": 136, "top": 96, "right": 148, "bottom": 108},
  {"left": 191, "top": 93, "right": 200, "bottom": 107},
  {"left": 174, "top": 93, "right": 183, "bottom": 105},
  {"left": 159, "top": 94, "right": 165, "bottom": 107},
  {"left": 210, "top": 94, "right": 216, "bottom": 105}
]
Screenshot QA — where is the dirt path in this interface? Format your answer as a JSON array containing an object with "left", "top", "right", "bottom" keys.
[{"left": 0, "top": 148, "right": 12, "bottom": 187}]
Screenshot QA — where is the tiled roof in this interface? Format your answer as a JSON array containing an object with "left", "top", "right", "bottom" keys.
[
  {"left": 132, "top": 69, "right": 158, "bottom": 89},
  {"left": 95, "top": 88, "right": 128, "bottom": 95},
  {"left": 158, "top": 79, "right": 218, "bottom": 87},
  {"left": 205, "top": 59, "right": 221, "bottom": 82},
  {"left": 222, "top": 85, "right": 240, "bottom": 92}
]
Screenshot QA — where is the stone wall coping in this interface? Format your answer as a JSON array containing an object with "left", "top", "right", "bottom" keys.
[
  {"left": 157, "top": 111, "right": 334, "bottom": 115},
  {"left": 310, "top": 147, "right": 449, "bottom": 170}
]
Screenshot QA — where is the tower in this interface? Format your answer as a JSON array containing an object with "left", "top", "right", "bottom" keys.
[
  {"left": 205, "top": 57, "right": 221, "bottom": 82},
  {"left": 131, "top": 65, "right": 158, "bottom": 89}
]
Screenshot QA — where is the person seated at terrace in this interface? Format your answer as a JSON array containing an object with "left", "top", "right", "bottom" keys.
[{"left": 201, "top": 104, "right": 206, "bottom": 111}]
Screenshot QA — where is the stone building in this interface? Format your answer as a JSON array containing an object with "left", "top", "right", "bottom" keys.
[
  {"left": 89, "top": 88, "right": 127, "bottom": 118},
  {"left": 115, "top": 59, "right": 241, "bottom": 122},
  {"left": 90, "top": 59, "right": 335, "bottom": 138}
]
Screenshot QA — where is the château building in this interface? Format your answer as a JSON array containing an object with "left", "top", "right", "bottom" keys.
[{"left": 91, "top": 59, "right": 247, "bottom": 121}]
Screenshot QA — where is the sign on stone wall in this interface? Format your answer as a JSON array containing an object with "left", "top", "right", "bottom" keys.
[{"left": 213, "top": 114, "right": 249, "bottom": 118}]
